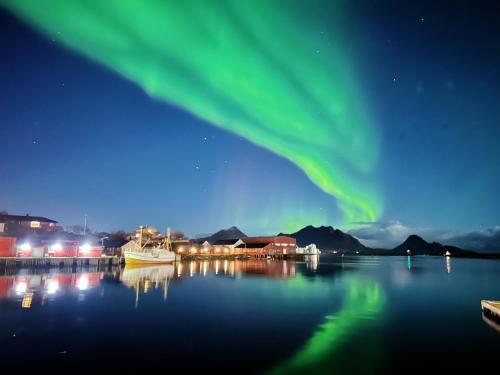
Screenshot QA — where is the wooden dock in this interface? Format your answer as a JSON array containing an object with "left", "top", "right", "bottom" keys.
[
  {"left": 178, "top": 253, "right": 306, "bottom": 261},
  {"left": 0, "top": 256, "right": 120, "bottom": 268},
  {"left": 481, "top": 300, "right": 500, "bottom": 319}
]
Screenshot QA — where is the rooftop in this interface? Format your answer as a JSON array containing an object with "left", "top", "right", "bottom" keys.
[{"left": 0, "top": 214, "right": 58, "bottom": 224}]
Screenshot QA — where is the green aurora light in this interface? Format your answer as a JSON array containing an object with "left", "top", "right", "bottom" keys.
[
  {"left": 1, "top": 0, "right": 382, "bottom": 225},
  {"left": 269, "top": 277, "right": 385, "bottom": 374}
]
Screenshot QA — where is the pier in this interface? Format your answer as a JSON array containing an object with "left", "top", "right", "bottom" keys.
[
  {"left": 178, "top": 253, "right": 306, "bottom": 261},
  {"left": 0, "top": 256, "right": 120, "bottom": 268},
  {"left": 481, "top": 300, "right": 500, "bottom": 320}
]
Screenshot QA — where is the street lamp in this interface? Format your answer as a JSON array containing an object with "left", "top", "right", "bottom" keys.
[{"left": 101, "top": 236, "right": 109, "bottom": 247}]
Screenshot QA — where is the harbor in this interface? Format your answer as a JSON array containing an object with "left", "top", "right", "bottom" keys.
[
  {"left": 0, "top": 256, "right": 120, "bottom": 269},
  {"left": 0, "top": 214, "right": 320, "bottom": 268}
]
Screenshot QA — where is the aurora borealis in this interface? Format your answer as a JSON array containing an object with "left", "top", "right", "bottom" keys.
[
  {"left": 1, "top": 0, "right": 381, "bottom": 226},
  {"left": 1, "top": 1, "right": 500, "bottom": 238}
]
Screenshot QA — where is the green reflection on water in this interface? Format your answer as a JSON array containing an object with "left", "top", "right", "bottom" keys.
[{"left": 269, "top": 277, "right": 385, "bottom": 374}]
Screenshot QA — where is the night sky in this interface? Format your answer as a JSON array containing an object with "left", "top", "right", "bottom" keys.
[{"left": 1, "top": 1, "right": 499, "bottom": 246}]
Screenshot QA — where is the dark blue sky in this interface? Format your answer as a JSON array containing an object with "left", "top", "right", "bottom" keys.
[{"left": 1, "top": 1, "right": 499, "bottom": 245}]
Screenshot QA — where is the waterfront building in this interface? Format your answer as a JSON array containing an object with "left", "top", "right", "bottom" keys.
[
  {"left": 296, "top": 243, "right": 321, "bottom": 255},
  {"left": 0, "top": 237, "right": 16, "bottom": 257},
  {"left": 170, "top": 239, "right": 190, "bottom": 253},
  {"left": 134, "top": 225, "right": 163, "bottom": 247},
  {"left": 15, "top": 239, "right": 103, "bottom": 258},
  {"left": 240, "top": 236, "right": 297, "bottom": 257},
  {"left": 0, "top": 214, "right": 58, "bottom": 236},
  {"left": 172, "top": 236, "right": 297, "bottom": 257}
]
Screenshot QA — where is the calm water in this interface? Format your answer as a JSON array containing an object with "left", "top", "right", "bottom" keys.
[{"left": 0, "top": 256, "right": 499, "bottom": 373}]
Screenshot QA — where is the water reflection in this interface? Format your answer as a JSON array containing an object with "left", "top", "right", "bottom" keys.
[
  {"left": 120, "top": 264, "right": 174, "bottom": 307},
  {"left": 119, "top": 259, "right": 302, "bottom": 305},
  {"left": 0, "top": 256, "right": 497, "bottom": 372},
  {"left": 0, "top": 259, "right": 314, "bottom": 308},
  {"left": 269, "top": 276, "right": 385, "bottom": 374},
  {"left": 305, "top": 255, "right": 319, "bottom": 272},
  {"left": 175, "top": 259, "right": 298, "bottom": 279},
  {"left": 0, "top": 267, "right": 112, "bottom": 308},
  {"left": 446, "top": 256, "right": 452, "bottom": 274},
  {"left": 482, "top": 313, "right": 500, "bottom": 333}
]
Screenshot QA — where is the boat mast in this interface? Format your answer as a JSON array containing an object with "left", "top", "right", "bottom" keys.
[
  {"left": 139, "top": 225, "right": 143, "bottom": 248},
  {"left": 165, "top": 227, "right": 172, "bottom": 251}
]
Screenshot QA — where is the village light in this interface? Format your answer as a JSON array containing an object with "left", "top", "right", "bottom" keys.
[
  {"left": 15, "top": 282, "right": 27, "bottom": 295},
  {"left": 47, "top": 280, "right": 59, "bottom": 294},
  {"left": 51, "top": 243, "right": 63, "bottom": 252},
  {"left": 79, "top": 244, "right": 91, "bottom": 254},
  {"left": 76, "top": 275, "right": 89, "bottom": 291},
  {"left": 19, "top": 243, "right": 31, "bottom": 252}
]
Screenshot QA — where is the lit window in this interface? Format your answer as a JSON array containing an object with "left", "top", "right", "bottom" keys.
[{"left": 30, "top": 221, "right": 41, "bottom": 228}]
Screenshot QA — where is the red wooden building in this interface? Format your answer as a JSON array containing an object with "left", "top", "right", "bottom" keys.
[
  {"left": 0, "top": 237, "right": 16, "bottom": 257},
  {"left": 240, "top": 236, "right": 296, "bottom": 256},
  {"left": 15, "top": 240, "right": 103, "bottom": 258}
]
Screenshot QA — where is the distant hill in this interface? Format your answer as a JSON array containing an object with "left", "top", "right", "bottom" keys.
[
  {"left": 280, "top": 225, "right": 367, "bottom": 252},
  {"left": 195, "top": 226, "right": 247, "bottom": 244},
  {"left": 392, "top": 235, "right": 477, "bottom": 256}
]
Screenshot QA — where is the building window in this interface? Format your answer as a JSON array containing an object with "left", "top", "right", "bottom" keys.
[{"left": 30, "top": 221, "right": 41, "bottom": 228}]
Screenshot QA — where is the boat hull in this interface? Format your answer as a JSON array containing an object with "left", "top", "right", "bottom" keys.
[{"left": 124, "top": 251, "right": 176, "bottom": 265}]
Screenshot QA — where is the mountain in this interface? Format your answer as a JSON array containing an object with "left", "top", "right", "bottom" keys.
[
  {"left": 280, "top": 225, "right": 367, "bottom": 252},
  {"left": 195, "top": 226, "right": 247, "bottom": 244},
  {"left": 392, "top": 235, "right": 476, "bottom": 256}
]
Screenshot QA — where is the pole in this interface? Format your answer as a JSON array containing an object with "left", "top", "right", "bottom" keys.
[{"left": 139, "top": 226, "right": 143, "bottom": 249}]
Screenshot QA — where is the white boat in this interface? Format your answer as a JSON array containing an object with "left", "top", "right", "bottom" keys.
[
  {"left": 124, "top": 227, "right": 176, "bottom": 265},
  {"left": 124, "top": 249, "right": 176, "bottom": 265}
]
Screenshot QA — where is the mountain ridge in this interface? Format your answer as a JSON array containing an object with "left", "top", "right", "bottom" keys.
[
  {"left": 280, "top": 225, "right": 367, "bottom": 251},
  {"left": 194, "top": 226, "right": 247, "bottom": 244}
]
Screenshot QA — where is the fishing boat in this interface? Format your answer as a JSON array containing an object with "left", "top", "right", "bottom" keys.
[
  {"left": 124, "top": 249, "right": 176, "bottom": 264},
  {"left": 123, "top": 228, "right": 176, "bottom": 265}
]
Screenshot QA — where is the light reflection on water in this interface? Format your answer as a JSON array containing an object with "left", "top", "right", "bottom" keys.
[
  {"left": 0, "top": 268, "right": 110, "bottom": 308},
  {"left": 0, "top": 255, "right": 498, "bottom": 373}
]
